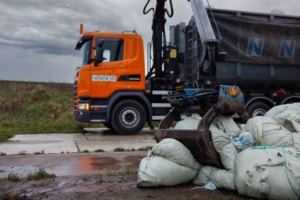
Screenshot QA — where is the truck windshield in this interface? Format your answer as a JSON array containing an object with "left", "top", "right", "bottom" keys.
[
  {"left": 75, "top": 36, "right": 92, "bottom": 66},
  {"left": 81, "top": 40, "right": 92, "bottom": 66}
]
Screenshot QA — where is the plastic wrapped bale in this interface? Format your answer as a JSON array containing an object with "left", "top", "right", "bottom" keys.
[
  {"left": 235, "top": 146, "right": 300, "bottom": 200},
  {"left": 137, "top": 138, "right": 201, "bottom": 187},
  {"left": 246, "top": 116, "right": 300, "bottom": 151},
  {"left": 265, "top": 103, "right": 300, "bottom": 132}
]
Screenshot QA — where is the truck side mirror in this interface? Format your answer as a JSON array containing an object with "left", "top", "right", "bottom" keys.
[{"left": 94, "top": 40, "right": 104, "bottom": 66}]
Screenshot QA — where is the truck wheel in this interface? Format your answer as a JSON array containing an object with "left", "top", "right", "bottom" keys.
[
  {"left": 247, "top": 102, "right": 271, "bottom": 117},
  {"left": 280, "top": 95, "right": 300, "bottom": 105},
  {"left": 111, "top": 100, "right": 146, "bottom": 134}
]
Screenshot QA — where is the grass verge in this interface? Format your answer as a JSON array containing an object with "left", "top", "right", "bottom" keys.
[{"left": 0, "top": 83, "right": 102, "bottom": 142}]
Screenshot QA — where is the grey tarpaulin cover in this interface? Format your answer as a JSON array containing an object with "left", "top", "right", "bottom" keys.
[{"left": 208, "top": 9, "right": 300, "bottom": 65}]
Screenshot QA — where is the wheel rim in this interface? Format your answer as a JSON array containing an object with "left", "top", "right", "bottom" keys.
[
  {"left": 252, "top": 108, "right": 266, "bottom": 117},
  {"left": 120, "top": 108, "right": 139, "bottom": 128}
]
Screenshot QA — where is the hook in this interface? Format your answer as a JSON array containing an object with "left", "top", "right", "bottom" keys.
[
  {"left": 165, "top": 0, "right": 174, "bottom": 17},
  {"left": 143, "top": 0, "right": 154, "bottom": 14}
]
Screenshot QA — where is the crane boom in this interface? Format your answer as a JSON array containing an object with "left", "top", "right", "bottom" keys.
[
  {"left": 143, "top": 0, "right": 174, "bottom": 79},
  {"left": 143, "top": 0, "right": 223, "bottom": 81}
]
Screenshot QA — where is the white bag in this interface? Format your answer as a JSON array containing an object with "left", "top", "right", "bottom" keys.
[
  {"left": 235, "top": 147, "right": 300, "bottom": 200},
  {"left": 246, "top": 116, "right": 300, "bottom": 151},
  {"left": 265, "top": 103, "right": 300, "bottom": 132},
  {"left": 151, "top": 138, "right": 201, "bottom": 170},
  {"left": 137, "top": 138, "right": 200, "bottom": 187},
  {"left": 137, "top": 155, "right": 199, "bottom": 187}
]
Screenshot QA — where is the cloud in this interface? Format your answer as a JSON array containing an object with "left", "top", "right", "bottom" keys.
[
  {"left": 0, "top": 0, "right": 299, "bottom": 83},
  {"left": 0, "top": 1, "right": 90, "bottom": 57}
]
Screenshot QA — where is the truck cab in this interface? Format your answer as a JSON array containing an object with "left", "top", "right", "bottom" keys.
[{"left": 73, "top": 29, "right": 151, "bottom": 134}]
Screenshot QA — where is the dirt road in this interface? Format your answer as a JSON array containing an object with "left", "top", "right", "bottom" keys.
[{"left": 0, "top": 151, "right": 254, "bottom": 200}]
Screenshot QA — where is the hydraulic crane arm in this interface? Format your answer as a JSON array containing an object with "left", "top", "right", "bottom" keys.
[
  {"left": 143, "top": 0, "right": 224, "bottom": 80},
  {"left": 144, "top": 0, "right": 174, "bottom": 79}
]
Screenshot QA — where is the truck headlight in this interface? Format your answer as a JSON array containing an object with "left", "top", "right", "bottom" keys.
[{"left": 78, "top": 103, "right": 90, "bottom": 110}]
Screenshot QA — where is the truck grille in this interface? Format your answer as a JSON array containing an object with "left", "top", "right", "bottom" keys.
[
  {"left": 73, "top": 80, "right": 78, "bottom": 98},
  {"left": 73, "top": 80, "right": 78, "bottom": 110}
]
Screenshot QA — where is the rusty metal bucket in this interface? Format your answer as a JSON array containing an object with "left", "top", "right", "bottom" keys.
[{"left": 154, "top": 85, "right": 250, "bottom": 168}]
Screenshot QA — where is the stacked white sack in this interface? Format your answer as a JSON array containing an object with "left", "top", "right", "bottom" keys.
[
  {"left": 137, "top": 138, "right": 201, "bottom": 187},
  {"left": 146, "top": 107, "right": 300, "bottom": 200},
  {"left": 246, "top": 116, "right": 300, "bottom": 151},
  {"left": 265, "top": 103, "right": 300, "bottom": 132},
  {"left": 235, "top": 147, "right": 300, "bottom": 200}
]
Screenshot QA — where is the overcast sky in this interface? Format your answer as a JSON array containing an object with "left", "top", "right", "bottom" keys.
[{"left": 0, "top": 0, "right": 299, "bottom": 83}]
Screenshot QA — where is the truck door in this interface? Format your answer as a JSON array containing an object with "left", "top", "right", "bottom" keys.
[{"left": 91, "top": 38, "right": 126, "bottom": 98}]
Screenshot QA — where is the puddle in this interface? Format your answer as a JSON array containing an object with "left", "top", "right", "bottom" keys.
[{"left": 0, "top": 152, "right": 146, "bottom": 178}]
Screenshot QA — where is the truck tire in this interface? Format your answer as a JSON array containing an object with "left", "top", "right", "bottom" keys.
[
  {"left": 280, "top": 95, "right": 300, "bottom": 105},
  {"left": 246, "top": 101, "right": 271, "bottom": 117},
  {"left": 111, "top": 100, "right": 146, "bottom": 134}
]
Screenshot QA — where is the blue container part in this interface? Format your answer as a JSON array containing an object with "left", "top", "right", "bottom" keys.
[
  {"left": 184, "top": 88, "right": 201, "bottom": 95},
  {"left": 183, "top": 88, "right": 202, "bottom": 104},
  {"left": 218, "top": 85, "right": 244, "bottom": 103}
]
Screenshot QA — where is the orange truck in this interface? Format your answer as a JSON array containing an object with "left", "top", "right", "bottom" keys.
[
  {"left": 73, "top": 0, "right": 193, "bottom": 135},
  {"left": 73, "top": 0, "right": 300, "bottom": 134},
  {"left": 73, "top": 28, "right": 164, "bottom": 134}
]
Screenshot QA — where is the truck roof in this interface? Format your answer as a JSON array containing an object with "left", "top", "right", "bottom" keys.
[{"left": 81, "top": 31, "right": 142, "bottom": 38}]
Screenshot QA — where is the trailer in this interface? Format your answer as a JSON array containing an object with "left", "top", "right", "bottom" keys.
[{"left": 170, "top": 6, "right": 300, "bottom": 116}]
